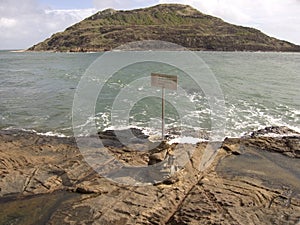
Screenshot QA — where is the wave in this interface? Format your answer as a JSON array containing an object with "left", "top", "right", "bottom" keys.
[
  {"left": 2, "top": 127, "right": 69, "bottom": 138},
  {"left": 2, "top": 124, "right": 299, "bottom": 146}
]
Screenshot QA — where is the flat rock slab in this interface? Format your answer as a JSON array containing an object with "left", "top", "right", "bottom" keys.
[{"left": 0, "top": 130, "right": 300, "bottom": 224}]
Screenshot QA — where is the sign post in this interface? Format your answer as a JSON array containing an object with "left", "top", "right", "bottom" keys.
[
  {"left": 151, "top": 73, "right": 178, "bottom": 140},
  {"left": 162, "top": 87, "right": 165, "bottom": 139}
]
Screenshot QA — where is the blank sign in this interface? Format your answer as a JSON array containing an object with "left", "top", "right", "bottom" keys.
[{"left": 151, "top": 73, "right": 178, "bottom": 90}]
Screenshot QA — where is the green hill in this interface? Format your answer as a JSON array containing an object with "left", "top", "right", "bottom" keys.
[{"left": 28, "top": 4, "right": 300, "bottom": 52}]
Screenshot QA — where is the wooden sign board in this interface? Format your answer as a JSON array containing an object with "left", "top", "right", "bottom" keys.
[{"left": 151, "top": 73, "right": 178, "bottom": 90}]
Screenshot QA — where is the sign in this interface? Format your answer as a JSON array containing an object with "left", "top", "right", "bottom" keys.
[
  {"left": 151, "top": 73, "right": 178, "bottom": 140},
  {"left": 151, "top": 73, "right": 177, "bottom": 90}
]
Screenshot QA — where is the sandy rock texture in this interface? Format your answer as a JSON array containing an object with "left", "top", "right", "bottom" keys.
[{"left": 0, "top": 128, "right": 299, "bottom": 224}]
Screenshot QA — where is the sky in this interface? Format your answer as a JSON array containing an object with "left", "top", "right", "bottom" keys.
[{"left": 0, "top": 0, "right": 299, "bottom": 49}]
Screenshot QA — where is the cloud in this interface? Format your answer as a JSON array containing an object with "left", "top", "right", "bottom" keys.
[
  {"left": 1, "top": 0, "right": 299, "bottom": 49},
  {"left": 0, "top": 18, "right": 17, "bottom": 28},
  {"left": 158, "top": 0, "right": 300, "bottom": 44},
  {"left": 92, "top": 0, "right": 158, "bottom": 10},
  {"left": 0, "top": 0, "right": 96, "bottom": 49}
]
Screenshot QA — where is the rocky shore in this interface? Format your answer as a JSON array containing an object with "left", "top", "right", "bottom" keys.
[{"left": 0, "top": 127, "right": 300, "bottom": 224}]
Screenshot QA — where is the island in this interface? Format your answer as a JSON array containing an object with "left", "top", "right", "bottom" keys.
[{"left": 28, "top": 4, "right": 300, "bottom": 52}]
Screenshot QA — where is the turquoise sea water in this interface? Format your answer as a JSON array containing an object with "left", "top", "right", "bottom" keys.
[{"left": 0, "top": 50, "right": 299, "bottom": 139}]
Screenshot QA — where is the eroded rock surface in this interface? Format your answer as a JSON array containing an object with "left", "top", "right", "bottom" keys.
[{"left": 0, "top": 129, "right": 300, "bottom": 224}]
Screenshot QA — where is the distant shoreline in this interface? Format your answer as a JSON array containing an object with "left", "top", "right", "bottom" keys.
[
  {"left": 9, "top": 49, "right": 27, "bottom": 53},
  {"left": 6, "top": 49, "right": 300, "bottom": 54}
]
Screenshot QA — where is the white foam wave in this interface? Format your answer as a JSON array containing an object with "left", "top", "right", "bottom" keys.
[
  {"left": 36, "top": 131, "right": 68, "bottom": 137},
  {"left": 168, "top": 136, "right": 206, "bottom": 144},
  {"left": 224, "top": 99, "right": 300, "bottom": 138},
  {"left": 2, "top": 127, "right": 69, "bottom": 137}
]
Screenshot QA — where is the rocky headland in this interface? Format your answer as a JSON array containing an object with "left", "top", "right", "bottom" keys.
[
  {"left": 0, "top": 127, "right": 300, "bottom": 224},
  {"left": 28, "top": 4, "right": 300, "bottom": 52}
]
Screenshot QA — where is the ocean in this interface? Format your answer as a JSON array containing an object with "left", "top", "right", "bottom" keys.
[{"left": 0, "top": 50, "right": 299, "bottom": 142}]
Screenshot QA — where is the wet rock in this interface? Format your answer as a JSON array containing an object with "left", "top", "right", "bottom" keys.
[
  {"left": 221, "top": 138, "right": 242, "bottom": 155},
  {"left": 98, "top": 128, "right": 150, "bottom": 148},
  {"left": 245, "top": 136, "right": 300, "bottom": 158},
  {"left": 248, "top": 126, "right": 300, "bottom": 137}
]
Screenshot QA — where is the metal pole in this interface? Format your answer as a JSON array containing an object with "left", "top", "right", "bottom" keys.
[{"left": 162, "top": 87, "right": 165, "bottom": 140}]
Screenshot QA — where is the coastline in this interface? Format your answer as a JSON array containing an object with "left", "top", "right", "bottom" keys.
[
  {"left": 1, "top": 3, "right": 299, "bottom": 224},
  {"left": 23, "top": 49, "right": 300, "bottom": 53},
  {"left": 0, "top": 127, "right": 299, "bottom": 224}
]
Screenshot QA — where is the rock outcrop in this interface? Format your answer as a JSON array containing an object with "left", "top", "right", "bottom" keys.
[
  {"left": 28, "top": 4, "right": 300, "bottom": 52},
  {"left": 0, "top": 128, "right": 300, "bottom": 224}
]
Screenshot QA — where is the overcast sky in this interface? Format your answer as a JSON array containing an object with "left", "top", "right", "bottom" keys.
[{"left": 0, "top": 0, "right": 299, "bottom": 49}]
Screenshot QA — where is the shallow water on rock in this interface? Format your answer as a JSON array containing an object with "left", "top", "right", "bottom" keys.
[
  {"left": 217, "top": 147, "right": 300, "bottom": 197},
  {"left": 0, "top": 191, "right": 79, "bottom": 225}
]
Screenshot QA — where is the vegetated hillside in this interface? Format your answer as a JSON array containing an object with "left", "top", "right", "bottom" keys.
[{"left": 28, "top": 4, "right": 300, "bottom": 52}]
